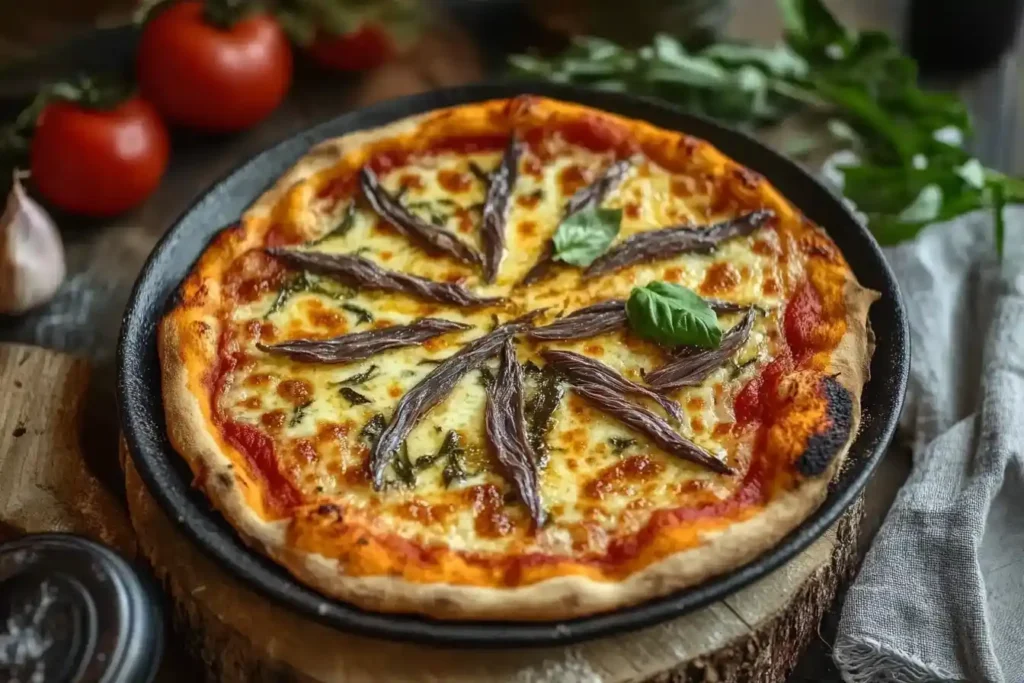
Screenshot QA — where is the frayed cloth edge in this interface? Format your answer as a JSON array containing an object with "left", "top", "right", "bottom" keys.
[{"left": 834, "top": 635, "right": 967, "bottom": 683}]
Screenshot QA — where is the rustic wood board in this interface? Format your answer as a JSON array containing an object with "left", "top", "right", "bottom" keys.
[
  {"left": 124, "top": 444, "right": 861, "bottom": 683},
  {"left": 0, "top": 343, "right": 134, "bottom": 553}
]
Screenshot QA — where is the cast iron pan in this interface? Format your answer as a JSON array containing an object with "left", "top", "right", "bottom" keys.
[{"left": 118, "top": 83, "right": 909, "bottom": 647}]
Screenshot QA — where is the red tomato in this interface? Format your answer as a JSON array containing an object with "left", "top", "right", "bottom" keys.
[
  {"left": 306, "top": 24, "right": 397, "bottom": 71},
  {"left": 30, "top": 96, "right": 169, "bottom": 217},
  {"left": 136, "top": 1, "right": 293, "bottom": 132}
]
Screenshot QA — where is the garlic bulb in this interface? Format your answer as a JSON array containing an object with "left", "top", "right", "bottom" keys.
[{"left": 0, "top": 173, "right": 66, "bottom": 314}]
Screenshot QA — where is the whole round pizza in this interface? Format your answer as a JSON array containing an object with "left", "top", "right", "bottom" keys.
[{"left": 159, "top": 95, "right": 877, "bottom": 620}]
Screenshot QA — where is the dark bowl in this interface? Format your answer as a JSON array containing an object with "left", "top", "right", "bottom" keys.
[{"left": 118, "top": 82, "right": 909, "bottom": 648}]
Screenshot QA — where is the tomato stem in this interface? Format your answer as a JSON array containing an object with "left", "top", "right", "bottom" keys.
[
  {"left": 0, "top": 75, "right": 133, "bottom": 164},
  {"left": 203, "top": 0, "right": 256, "bottom": 29}
]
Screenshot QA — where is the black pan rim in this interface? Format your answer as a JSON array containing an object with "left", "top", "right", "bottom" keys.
[{"left": 118, "top": 81, "right": 909, "bottom": 648}]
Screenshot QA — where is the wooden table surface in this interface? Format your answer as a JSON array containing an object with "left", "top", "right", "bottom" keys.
[{"left": 0, "top": 1, "right": 1017, "bottom": 680}]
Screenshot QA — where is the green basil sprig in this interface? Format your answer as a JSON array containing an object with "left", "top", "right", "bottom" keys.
[
  {"left": 552, "top": 207, "right": 622, "bottom": 267},
  {"left": 626, "top": 281, "right": 721, "bottom": 348}
]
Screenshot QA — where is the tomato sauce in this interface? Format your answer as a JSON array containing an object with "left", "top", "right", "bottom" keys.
[
  {"left": 370, "top": 134, "right": 508, "bottom": 174},
  {"left": 468, "top": 484, "right": 515, "bottom": 538},
  {"left": 316, "top": 173, "right": 358, "bottom": 201},
  {"left": 209, "top": 326, "right": 302, "bottom": 512},
  {"left": 437, "top": 169, "right": 472, "bottom": 193},
  {"left": 221, "top": 420, "right": 302, "bottom": 509},
  {"left": 557, "top": 115, "right": 637, "bottom": 158},
  {"left": 603, "top": 451, "right": 770, "bottom": 567}
]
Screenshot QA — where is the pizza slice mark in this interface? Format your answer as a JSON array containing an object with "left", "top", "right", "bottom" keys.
[
  {"left": 267, "top": 249, "right": 504, "bottom": 307},
  {"left": 644, "top": 308, "right": 757, "bottom": 391},
  {"left": 480, "top": 137, "right": 524, "bottom": 283},
  {"left": 485, "top": 339, "right": 546, "bottom": 525},
  {"left": 583, "top": 210, "right": 774, "bottom": 278},
  {"left": 360, "top": 166, "right": 484, "bottom": 267},
  {"left": 519, "top": 160, "right": 632, "bottom": 286},
  {"left": 256, "top": 317, "right": 471, "bottom": 364}
]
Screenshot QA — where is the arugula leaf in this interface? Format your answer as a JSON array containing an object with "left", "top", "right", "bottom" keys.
[
  {"left": 626, "top": 282, "right": 721, "bottom": 348},
  {"left": 552, "top": 207, "right": 622, "bottom": 267}
]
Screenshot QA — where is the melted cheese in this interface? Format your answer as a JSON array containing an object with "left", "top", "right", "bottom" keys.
[{"left": 218, "top": 133, "right": 788, "bottom": 558}]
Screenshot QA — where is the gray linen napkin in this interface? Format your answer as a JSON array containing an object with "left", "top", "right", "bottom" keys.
[{"left": 834, "top": 208, "right": 1024, "bottom": 682}]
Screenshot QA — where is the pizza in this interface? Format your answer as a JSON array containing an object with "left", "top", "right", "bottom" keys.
[{"left": 159, "top": 95, "right": 876, "bottom": 620}]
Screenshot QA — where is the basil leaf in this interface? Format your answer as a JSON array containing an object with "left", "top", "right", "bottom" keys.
[
  {"left": 626, "top": 282, "right": 721, "bottom": 348},
  {"left": 552, "top": 207, "right": 622, "bottom": 267}
]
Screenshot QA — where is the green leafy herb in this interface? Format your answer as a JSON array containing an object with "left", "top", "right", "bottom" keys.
[
  {"left": 335, "top": 364, "right": 379, "bottom": 386},
  {"left": 509, "top": 34, "right": 807, "bottom": 128},
  {"left": 408, "top": 431, "right": 470, "bottom": 486},
  {"left": 264, "top": 271, "right": 349, "bottom": 319},
  {"left": 509, "top": 0, "right": 1024, "bottom": 247},
  {"left": 523, "top": 362, "right": 566, "bottom": 465},
  {"left": 609, "top": 437, "right": 636, "bottom": 455},
  {"left": 340, "top": 302, "right": 373, "bottom": 325},
  {"left": 392, "top": 444, "right": 417, "bottom": 487},
  {"left": 626, "top": 282, "right": 721, "bottom": 348},
  {"left": 551, "top": 207, "right": 622, "bottom": 267},
  {"left": 359, "top": 414, "right": 386, "bottom": 444},
  {"left": 289, "top": 400, "right": 313, "bottom": 428},
  {"left": 339, "top": 387, "right": 372, "bottom": 406},
  {"left": 439, "top": 431, "right": 470, "bottom": 486},
  {"left": 308, "top": 203, "right": 356, "bottom": 246}
]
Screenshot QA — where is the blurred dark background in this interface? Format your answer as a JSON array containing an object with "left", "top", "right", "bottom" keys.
[{"left": 2, "top": 0, "right": 1022, "bottom": 172}]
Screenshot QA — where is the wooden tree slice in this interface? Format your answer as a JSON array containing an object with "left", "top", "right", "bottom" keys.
[
  {"left": 0, "top": 344, "right": 135, "bottom": 554},
  {"left": 124, "top": 445, "right": 861, "bottom": 683}
]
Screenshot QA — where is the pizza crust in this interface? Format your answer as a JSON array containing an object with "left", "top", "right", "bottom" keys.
[{"left": 158, "top": 96, "right": 879, "bottom": 620}]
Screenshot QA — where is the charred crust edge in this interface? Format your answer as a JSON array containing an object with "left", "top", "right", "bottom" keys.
[{"left": 796, "top": 376, "right": 853, "bottom": 477}]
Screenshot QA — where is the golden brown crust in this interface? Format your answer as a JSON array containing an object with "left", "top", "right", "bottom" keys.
[{"left": 159, "top": 95, "right": 878, "bottom": 620}]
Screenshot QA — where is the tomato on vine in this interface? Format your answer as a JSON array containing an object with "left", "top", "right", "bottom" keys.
[
  {"left": 305, "top": 23, "right": 397, "bottom": 71},
  {"left": 27, "top": 80, "right": 170, "bottom": 217},
  {"left": 136, "top": 0, "right": 294, "bottom": 132},
  {"left": 275, "top": 0, "right": 420, "bottom": 72}
]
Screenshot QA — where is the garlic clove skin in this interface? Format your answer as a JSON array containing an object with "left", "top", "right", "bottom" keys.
[{"left": 0, "top": 173, "right": 66, "bottom": 314}]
